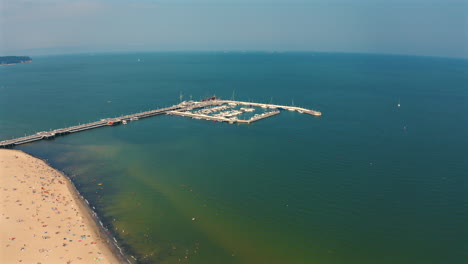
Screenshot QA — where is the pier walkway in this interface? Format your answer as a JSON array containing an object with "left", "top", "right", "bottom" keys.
[{"left": 0, "top": 99, "right": 321, "bottom": 148}]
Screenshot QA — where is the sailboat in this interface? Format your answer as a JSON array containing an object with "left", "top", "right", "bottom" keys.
[{"left": 288, "top": 99, "right": 295, "bottom": 111}]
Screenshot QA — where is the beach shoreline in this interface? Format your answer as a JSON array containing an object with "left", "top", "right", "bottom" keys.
[
  {"left": 0, "top": 60, "right": 32, "bottom": 66},
  {"left": 0, "top": 149, "right": 129, "bottom": 264}
]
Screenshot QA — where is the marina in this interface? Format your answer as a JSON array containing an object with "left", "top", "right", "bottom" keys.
[{"left": 0, "top": 97, "right": 321, "bottom": 148}]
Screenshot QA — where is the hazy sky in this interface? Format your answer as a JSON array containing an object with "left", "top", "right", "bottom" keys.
[{"left": 1, "top": 0, "right": 467, "bottom": 58}]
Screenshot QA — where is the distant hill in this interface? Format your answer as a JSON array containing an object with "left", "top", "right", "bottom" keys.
[{"left": 0, "top": 56, "right": 32, "bottom": 65}]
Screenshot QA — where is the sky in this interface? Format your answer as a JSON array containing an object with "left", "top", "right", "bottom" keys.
[{"left": 1, "top": 0, "right": 467, "bottom": 58}]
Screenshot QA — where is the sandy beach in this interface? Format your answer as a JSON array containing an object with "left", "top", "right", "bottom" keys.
[{"left": 0, "top": 149, "right": 123, "bottom": 264}]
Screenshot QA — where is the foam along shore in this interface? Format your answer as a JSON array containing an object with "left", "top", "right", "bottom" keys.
[{"left": 0, "top": 149, "right": 124, "bottom": 264}]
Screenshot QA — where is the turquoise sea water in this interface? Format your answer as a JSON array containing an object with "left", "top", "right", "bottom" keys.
[{"left": 1, "top": 52, "right": 467, "bottom": 264}]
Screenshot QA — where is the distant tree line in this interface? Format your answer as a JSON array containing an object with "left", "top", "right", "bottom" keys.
[{"left": 0, "top": 56, "right": 32, "bottom": 65}]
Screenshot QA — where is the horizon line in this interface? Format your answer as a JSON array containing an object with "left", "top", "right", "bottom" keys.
[{"left": 4, "top": 50, "right": 467, "bottom": 61}]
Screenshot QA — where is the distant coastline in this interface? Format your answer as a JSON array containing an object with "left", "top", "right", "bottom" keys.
[{"left": 0, "top": 56, "right": 32, "bottom": 66}]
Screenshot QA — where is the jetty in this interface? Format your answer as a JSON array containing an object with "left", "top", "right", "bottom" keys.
[{"left": 0, "top": 98, "right": 321, "bottom": 148}]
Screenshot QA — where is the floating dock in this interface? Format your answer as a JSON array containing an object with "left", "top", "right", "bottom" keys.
[{"left": 0, "top": 99, "right": 321, "bottom": 148}]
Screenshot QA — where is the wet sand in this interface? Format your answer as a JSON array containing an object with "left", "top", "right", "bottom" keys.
[{"left": 0, "top": 149, "right": 123, "bottom": 264}]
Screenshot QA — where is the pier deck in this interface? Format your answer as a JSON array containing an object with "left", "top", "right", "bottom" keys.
[{"left": 0, "top": 99, "right": 321, "bottom": 148}]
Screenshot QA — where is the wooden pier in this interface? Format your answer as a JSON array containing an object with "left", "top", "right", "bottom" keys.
[{"left": 0, "top": 99, "right": 321, "bottom": 148}]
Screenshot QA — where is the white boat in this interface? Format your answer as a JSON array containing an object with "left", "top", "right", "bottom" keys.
[
  {"left": 122, "top": 120, "right": 128, "bottom": 125},
  {"left": 241, "top": 107, "right": 255, "bottom": 112}
]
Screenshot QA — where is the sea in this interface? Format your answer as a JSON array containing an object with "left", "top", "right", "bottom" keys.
[{"left": 0, "top": 52, "right": 466, "bottom": 264}]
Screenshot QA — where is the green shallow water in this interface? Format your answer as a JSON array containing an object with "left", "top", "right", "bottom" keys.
[{"left": 1, "top": 52, "right": 467, "bottom": 264}]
